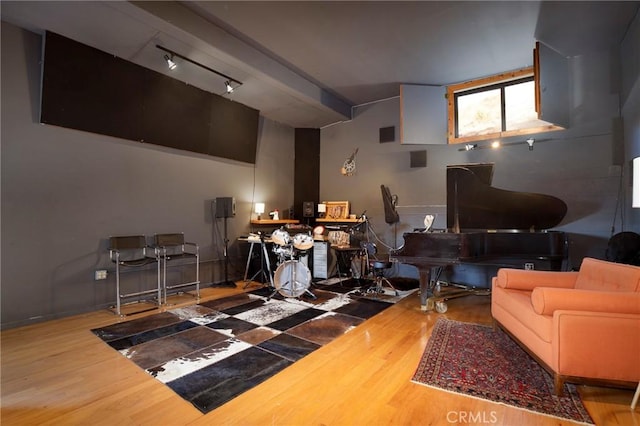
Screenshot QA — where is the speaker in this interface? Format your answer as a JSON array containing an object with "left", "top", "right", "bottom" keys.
[
  {"left": 410, "top": 150, "right": 427, "bottom": 168},
  {"left": 215, "top": 197, "right": 236, "bottom": 218},
  {"left": 303, "top": 201, "right": 315, "bottom": 217},
  {"left": 379, "top": 126, "right": 395, "bottom": 143}
]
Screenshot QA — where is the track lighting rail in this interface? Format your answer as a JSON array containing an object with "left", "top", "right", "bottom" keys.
[{"left": 155, "top": 45, "right": 242, "bottom": 89}]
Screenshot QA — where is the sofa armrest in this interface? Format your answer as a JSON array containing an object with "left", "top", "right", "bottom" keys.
[
  {"left": 553, "top": 311, "right": 640, "bottom": 381},
  {"left": 495, "top": 268, "right": 579, "bottom": 291},
  {"left": 532, "top": 287, "right": 640, "bottom": 316}
]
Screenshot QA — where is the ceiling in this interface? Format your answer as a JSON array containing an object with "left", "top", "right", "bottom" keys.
[{"left": 2, "top": 1, "right": 638, "bottom": 128}]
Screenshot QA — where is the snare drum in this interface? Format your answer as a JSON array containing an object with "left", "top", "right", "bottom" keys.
[
  {"left": 292, "top": 233, "right": 314, "bottom": 251},
  {"left": 271, "top": 229, "right": 291, "bottom": 246},
  {"left": 272, "top": 244, "right": 294, "bottom": 260},
  {"left": 273, "top": 260, "right": 311, "bottom": 298}
]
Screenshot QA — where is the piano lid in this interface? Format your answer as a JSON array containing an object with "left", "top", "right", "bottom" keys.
[{"left": 446, "top": 164, "right": 567, "bottom": 232}]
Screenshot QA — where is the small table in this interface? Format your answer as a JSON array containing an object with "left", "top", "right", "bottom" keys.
[
  {"left": 316, "top": 218, "right": 364, "bottom": 224},
  {"left": 250, "top": 219, "right": 300, "bottom": 225},
  {"left": 250, "top": 219, "right": 301, "bottom": 235},
  {"left": 332, "top": 246, "right": 362, "bottom": 278}
]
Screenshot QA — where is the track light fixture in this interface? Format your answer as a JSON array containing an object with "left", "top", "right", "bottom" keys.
[
  {"left": 526, "top": 138, "right": 535, "bottom": 151},
  {"left": 465, "top": 143, "right": 477, "bottom": 151},
  {"left": 156, "top": 45, "right": 242, "bottom": 94},
  {"left": 164, "top": 54, "right": 177, "bottom": 70}
]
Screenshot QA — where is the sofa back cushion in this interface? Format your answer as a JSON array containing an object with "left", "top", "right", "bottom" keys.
[
  {"left": 575, "top": 257, "right": 640, "bottom": 292},
  {"left": 531, "top": 287, "right": 640, "bottom": 316}
]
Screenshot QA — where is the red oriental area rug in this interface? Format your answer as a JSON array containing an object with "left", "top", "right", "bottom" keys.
[{"left": 412, "top": 318, "right": 594, "bottom": 425}]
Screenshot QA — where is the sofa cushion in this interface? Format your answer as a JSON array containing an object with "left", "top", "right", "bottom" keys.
[
  {"left": 492, "top": 285, "right": 553, "bottom": 343},
  {"left": 531, "top": 287, "right": 640, "bottom": 316},
  {"left": 575, "top": 258, "right": 640, "bottom": 292},
  {"left": 495, "top": 269, "right": 578, "bottom": 291}
]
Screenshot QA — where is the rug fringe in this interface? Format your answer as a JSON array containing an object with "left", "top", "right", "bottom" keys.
[{"left": 410, "top": 379, "right": 594, "bottom": 425}]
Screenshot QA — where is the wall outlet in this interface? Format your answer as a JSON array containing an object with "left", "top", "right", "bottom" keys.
[
  {"left": 95, "top": 270, "right": 108, "bottom": 280},
  {"left": 524, "top": 263, "right": 535, "bottom": 270}
]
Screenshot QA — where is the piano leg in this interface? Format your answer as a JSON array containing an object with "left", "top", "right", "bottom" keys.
[
  {"left": 418, "top": 266, "right": 490, "bottom": 312},
  {"left": 418, "top": 269, "right": 434, "bottom": 311}
]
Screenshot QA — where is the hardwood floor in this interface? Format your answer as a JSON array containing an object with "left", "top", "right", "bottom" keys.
[{"left": 1, "top": 283, "right": 638, "bottom": 425}]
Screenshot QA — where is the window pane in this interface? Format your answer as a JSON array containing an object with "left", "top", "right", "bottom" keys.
[
  {"left": 457, "top": 89, "right": 501, "bottom": 138},
  {"left": 505, "top": 81, "right": 539, "bottom": 130}
]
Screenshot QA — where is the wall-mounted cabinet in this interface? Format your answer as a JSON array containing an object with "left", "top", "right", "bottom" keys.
[
  {"left": 399, "top": 84, "right": 447, "bottom": 144},
  {"left": 535, "top": 41, "right": 570, "bottom": 129}
]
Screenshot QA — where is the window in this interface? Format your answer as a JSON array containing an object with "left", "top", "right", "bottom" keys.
[{"left": 447, "top": 67, "right": 562, "bottom": 144}]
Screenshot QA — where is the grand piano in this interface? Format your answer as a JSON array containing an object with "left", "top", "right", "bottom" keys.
[{"left": 390, "top": 163, "right": 568, "bottom": 311}]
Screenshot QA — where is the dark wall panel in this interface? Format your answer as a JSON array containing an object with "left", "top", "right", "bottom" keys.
[
  {"left": 40, "top": 31, "right": 258, "bottom": 163},
  {"left": 40, "top": 32, "right": 145, "bottom": 142},
  {"left": 208, "top": 95, "right": 259, "bottom": 163},
  {"left": 140, "top": 74, "right": 210, "bottom": 155},
  {"left": 294, "top": 128, "right": 320, "bottom": 219}
]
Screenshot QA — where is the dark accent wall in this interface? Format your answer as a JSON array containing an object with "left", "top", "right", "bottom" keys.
[{"left": 293, "top": 128, "right": 320, "bottom": 220}]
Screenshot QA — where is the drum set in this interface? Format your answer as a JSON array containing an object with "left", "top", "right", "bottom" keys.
[{"left": 269, "top": 228, "right": 316, "bottom": 299}]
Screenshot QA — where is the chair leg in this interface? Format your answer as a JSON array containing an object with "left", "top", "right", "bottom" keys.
[
  {"left": 367, "top": 270, "right": 396, "bottom": 296},
  {"left": 381, "top": 277, "right": 398, "bottom": 294},
  {"left": 115, "top": 257, "right": 122, "bottom": 316},
  {"left": 161, "top": 254, "right": 167, "bottom": 305},
  {"left": 631, "top": 381, "right": 640, "bottom": 410},
  {"left": 158, "top": 256, "right": 164, "bottom": 305},
  {"left": 554, "top": 374, "right": 565, "bottom": 396},
  {"left": 195, "top": 251, "right": 200, "bottom": 300}
]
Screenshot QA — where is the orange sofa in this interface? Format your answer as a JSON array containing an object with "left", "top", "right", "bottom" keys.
[{"left": 491, "top": 257, "right": 640, "bottom": 394}]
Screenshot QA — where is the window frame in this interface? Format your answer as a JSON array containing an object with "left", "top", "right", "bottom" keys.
[{"left": 446, "top": 67, "right": 562, "bottom": 144}]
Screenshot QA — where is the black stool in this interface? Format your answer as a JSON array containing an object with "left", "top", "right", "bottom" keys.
[{"left": 369, "top": 260, "right": 398, "bottom": 296}]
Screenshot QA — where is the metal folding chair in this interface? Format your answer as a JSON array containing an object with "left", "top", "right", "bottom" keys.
[
  {"left": 108, "top": 235, "right": 161, "bottom": 316},
  {"left": 154, "top": 233, "right": 200, "bottom": 304}
]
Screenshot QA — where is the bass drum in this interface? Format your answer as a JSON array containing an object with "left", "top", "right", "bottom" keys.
[
  {"left": 271, "top": 229, "right": 291, "bottom": 246},
  {"left": 273, "top": 260, "right": 311, "bottom": 297},
  {"left": 292, "top": 233, "right": 314, "bottom": 251}
]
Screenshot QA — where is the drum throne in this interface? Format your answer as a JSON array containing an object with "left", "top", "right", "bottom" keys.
[
  {"left": 358, "top": 241, "right": 398, "bottom": 296},
  {"left": 370, "top": 260, "right": 398, "bottom": 296}
]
